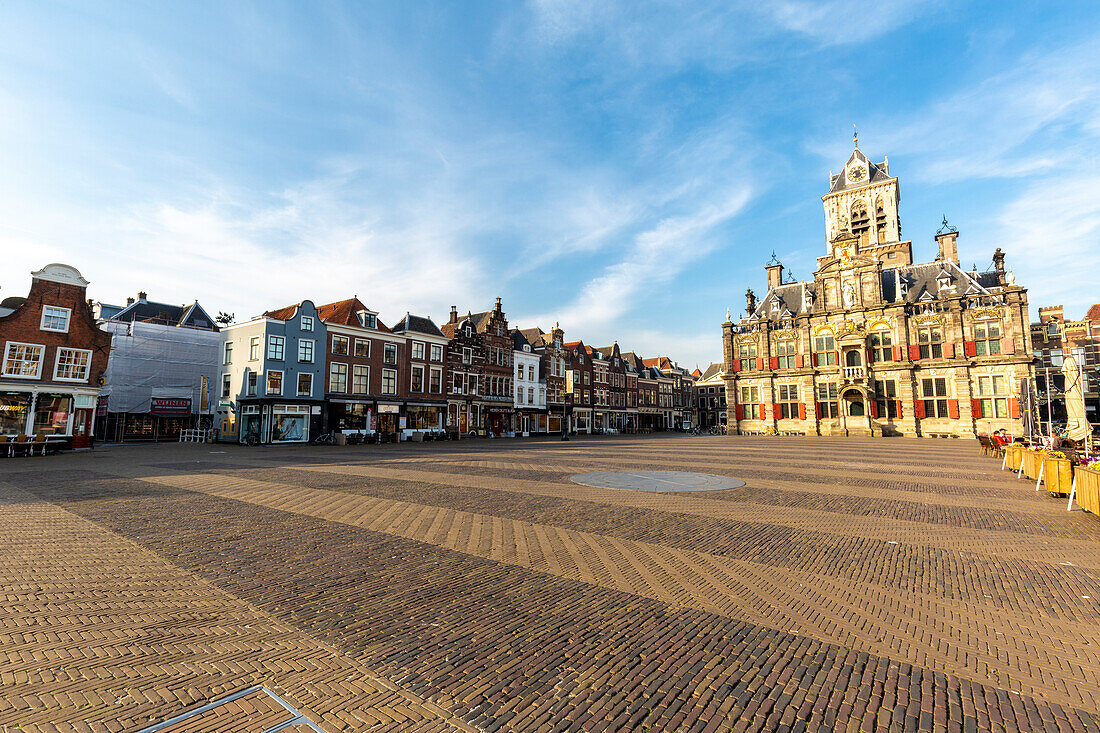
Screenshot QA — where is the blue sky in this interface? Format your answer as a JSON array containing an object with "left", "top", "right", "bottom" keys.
[{"left": 2, "top": 1, "right": 1098, "bottom": 368}]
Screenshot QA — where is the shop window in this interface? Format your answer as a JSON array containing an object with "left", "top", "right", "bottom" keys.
[
  {"left": 817, "top": 382, "right": 839, "bottom": 418},
  {"left": 917, "top": 327, "right": 943, "bottom": 359},
  {"left": 352, "top": 365, "right": 369, "bottom": 394},
  {"left": 297, "top": 373, "right": 312, "bottom": 397},
  {"left": 271, "top": 406, "right": 309, "bottom": 443},
  {"left": 740, "top": 386, "right": 761, "bottom": 419},
  {"left": 778, "top": 384, "right": 799, "bottom": 419},
  {"left": 813, "top": 335, "right": 837, "bottom": 365},
  {"left": 41, "top": 306, "right": 71, "bottom": 333},
  {"left": 921, "top": 377, "right": 949, "bottom": 417},
  {"left": 870, "top": 332, "right": 893, "bottom": 362},
  {"left": 873, "top": 379, "right": 898, "bottom": 418},
  {"left": 267, "top": 336, "right": 284, "bottom": 361},
  {"left": 332, "top": 335, "right": 349, "bottom": 355},
  {"left": 974, "top": 322, "right": 1001, "bottom": 356},
  {"left": 298, "top": 339, "right": 314, "bottom": 363},
  {"left": 33, "top": 393, "right": 72, "bottom": 435},
  {"left": 329, "top": 363, "right": 348, "bottom": 393},
  {"left": 3, "top": 342, "right": 44, "bottom": 378},
  {"left": 976, "top": 375, "right": 1008, "bottom": 418},
  {"left": 382, "top": 368, "right": 397, "bottom": 395},
  {"left": 266, "top": 370, "right": 283, "bottom": 395},
  {"left": 0, "top": 392, "right": 31, "bottom": 434},
  {"left": 54, "top": 348, "right": 91, "bottom": 382}
]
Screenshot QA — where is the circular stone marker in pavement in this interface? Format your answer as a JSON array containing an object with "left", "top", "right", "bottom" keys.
[{"left": 570, "top": 470, "right": 745, "bottom": 493}]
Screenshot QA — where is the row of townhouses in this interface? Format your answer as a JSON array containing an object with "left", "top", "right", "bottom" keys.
[{"left": 0, "top": 269, "right": 697, "bottom": 445}]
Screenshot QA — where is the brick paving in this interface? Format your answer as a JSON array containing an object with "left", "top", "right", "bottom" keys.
[{"left": 2, "top": 436, "right": 1100, "bottom": 731}]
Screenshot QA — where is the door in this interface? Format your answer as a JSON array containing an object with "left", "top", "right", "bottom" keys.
[{"left": 459, "top": 407, "right": 468, "bottom": 434}]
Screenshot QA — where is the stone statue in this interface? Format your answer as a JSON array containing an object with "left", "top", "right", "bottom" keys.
[{"left": 843, "top": 281, "right": 856, "bottom": 309}]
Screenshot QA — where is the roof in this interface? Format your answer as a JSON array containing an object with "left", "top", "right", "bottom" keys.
[
  {"left": 828, "top": 148, "right": 893, "bottom": 194},
  {"left": 316, "top": 298, "right": 393, "bottom": 333},
  {"left": 392, "top": 313, "right": 445, "bottom": 338},
  {"left": 1087, "top": 304, "right": 1100, "bottom": 322},
  {"left": 109, "top": 297, "right": 218, "bottom": 331},
  {"left": 516, "top": 327, "right": 550, "bottom": 347},
  {"left": 263, "top": 303, "right": 302, "bottom": 321},
  {"left": 698, "top": 363, "right": 724, "bottom": 381}
]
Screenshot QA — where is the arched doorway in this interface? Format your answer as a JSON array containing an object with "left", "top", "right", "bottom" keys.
[
  {"left": 849, "top": 400, "right": 865, "bottom": 417},
  {"left": 840, "top": 387, "right": 872, "bottom": 436}
]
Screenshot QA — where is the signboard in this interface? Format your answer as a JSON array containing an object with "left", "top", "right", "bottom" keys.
[
  {"left": 378, "top": 404, "right": 400, "bottom": 414},
  {"left": 150, "top": 397, "right": 192, "bottom": 416}
]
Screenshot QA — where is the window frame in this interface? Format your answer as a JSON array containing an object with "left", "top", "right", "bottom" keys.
[
  {"left": 917, "top": 327, "right": 943, "bottom": 360},
  {"left": 331, "top": 335, "right": 350, "bottom": 356},
  {"left": 223, "top": 341, "right": 233, "bottom": 365},
  {"left": 354, "top": 339, "right": 371, "bottom": 358},
  {"left": 2, "top": 341, "right": 45, "bottom": 379},
  {"left": 777, "top": 383, "right": 799, "bottom": 419},
  {"left": 329, "top": 362, "right": 348, "bottom": 393},
  {"left": 300, "top": 315, "right": 314, "bottom": 332},
  {"left": 381, "top": 368, "right": 397, "bottom": 395},
  {"left": 920, "top": 377, "right": 949, "bottom": 418},
  {"left": 411, "top": 364, "right": 425, "bottom": 392},
  {"left": 40, "top": 305, "right": 72, "bottom": 333},
  {"left": 298, "top": 338, "right": 314, "bottom": 364},
  {"left": 266, "top": 370, "right": 284, "bottom": 396},
  {"left": 53, "top": 347, "right": 92, "bottom": 382},
  {"left": 813, "top": 335, "right": 837, "bottom": 365},
  {"left": 249, "top": 336, "right": 261, "bottom": 361},
  {"left": 973, "top": 322, "right": 1002, "bottom": 356},
  {"left": 352, "top": 364, "right": 370, "bottom": 394},
  {"left": 430, "top": 344, "right": 443, "bottom": 362},
  {"left": 222, "top": 373, "right": 232, "bottom": 398},
  {"left": 297, "top": 372, "right": 313, "bottom": 397},
  {"left": 267, "top": 335, "right": 285, "bottom": 361}
]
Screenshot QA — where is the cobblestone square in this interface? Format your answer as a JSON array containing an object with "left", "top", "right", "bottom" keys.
[{"left": 3, "top": 435, "right": 1100, "bottom": 732}]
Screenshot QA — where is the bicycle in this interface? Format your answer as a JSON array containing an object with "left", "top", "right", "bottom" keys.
[{"left": 311, "top": 432, "right": 336, "bottom": 445}]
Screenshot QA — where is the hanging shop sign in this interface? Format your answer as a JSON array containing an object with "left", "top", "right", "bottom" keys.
[{"left": 150, "top": 397, "right": 192, "bottom": 416}]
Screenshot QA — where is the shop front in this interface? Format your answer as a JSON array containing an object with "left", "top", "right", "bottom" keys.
[
  {"left": 486, "top": 406, "right": 513, "bottom": 437},
  {"left": 0, "top": 388, "right": 98, "bottom": 447},
  {"left": 403, "top": 401, "right": 445, "bottom": 436},
  {"left": 376, "top": 403, "right": 401, "bottom": 435},
  {"left": 236, "top": 400, "right": 322, "bottom": 444},
  {"left": 573, "top": 408, "right": 592, "bottom": 433}
]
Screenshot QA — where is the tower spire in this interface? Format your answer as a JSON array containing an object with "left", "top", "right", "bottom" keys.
[{"left": 852, "top": 124, "right": 858, "bottom": 148}]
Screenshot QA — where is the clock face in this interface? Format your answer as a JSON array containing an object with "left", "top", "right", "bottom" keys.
[{"left": 848, "top": 165, "right": 866, "bottom": 182}]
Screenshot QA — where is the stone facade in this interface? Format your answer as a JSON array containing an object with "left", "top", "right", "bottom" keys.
[
  {"left": 1031, "top": 304, "right": 1100, "bottom": 427},
  {"left": 722, "top": 144, "right": 1032, "bottom": 438}
]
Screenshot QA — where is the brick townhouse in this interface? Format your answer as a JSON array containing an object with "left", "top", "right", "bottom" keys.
[
  {"left": 591, "top": 343, "right": 634, "bottom": 432},
  {"left": 644, "top": 356, "right": 696, "bottom": 429},
  {"left": 515, "top": 323, "right": 571, "bottom": 433},
  {"left": 695, "top": 363, "right": 727, "bottom": 430},
  {"left": 391, "top": 313, "right": 450, "bottom": 433},
  {"left": 442, "top": 299, "right": 514, "bottom": 436},
  {"left": 564, "top": 339, "right": 596, "bottom": 432},
  {"left": 722, "top": 141, "right": 1031, "bottom": 438},
  {"left": 1031, "top": 304, "right": 1100, "bottom": 428},
  {"left": 0, "top": 263, "right": 112, "bottom": 448}
]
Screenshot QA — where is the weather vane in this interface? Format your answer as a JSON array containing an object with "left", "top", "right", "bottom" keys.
[{"left": 853, "top": 124, "right": 858, "bottom": 148}]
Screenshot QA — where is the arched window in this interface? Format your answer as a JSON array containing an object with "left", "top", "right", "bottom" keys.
[
  {"left": 875, "top": 198, "right": 887, "bottom": 243},
  {"left": 851, "top": 200, "right": 870, "bottom": 245},
  {"left": 845, "top": 349, "right": 862, "bottom": 367}
]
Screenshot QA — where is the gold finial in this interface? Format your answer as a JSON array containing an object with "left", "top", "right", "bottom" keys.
[{"left": 852, "top": 124, "right": 858, "bottom": 148}]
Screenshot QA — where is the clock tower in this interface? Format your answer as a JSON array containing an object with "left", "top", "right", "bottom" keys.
[{"left": 821, "top": 133, "right": 911, "bottom": 265}]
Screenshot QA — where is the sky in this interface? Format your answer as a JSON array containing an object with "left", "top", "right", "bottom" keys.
[{"left": 1, "top": 1, "right": 1098, "bottom": 369}]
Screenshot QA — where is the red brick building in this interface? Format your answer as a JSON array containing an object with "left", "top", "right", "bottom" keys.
[
  {"left": 442, "top": 299, "right": 514, "bottom": 436},
  {"left": 0, "top": 264, "right": 112, "bottom": 448},
  {"left": 515, "top": 323, "right": 571, "bottom": 433},
  {"left": 565, "top": 340, "right": 595, "bottom": 432},
  {"left": 392, "top": 313, "right": 449, "bottom": 432}
]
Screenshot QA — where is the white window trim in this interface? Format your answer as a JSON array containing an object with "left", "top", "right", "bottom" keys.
[
  {"left": 222, "top": 373, "right": 232, "bottom": 398},
  {"left": 412, "top": 341, "right": 426, "bottom": 360},
  {"left": 429, "top": 366, "right": 442, "bottom": 394},
  {"left": 249, "top": 336, "right": 261, "bottom": 361},
  {"left": 2, "top": 341, "right": 45, "bottom": 379},
  {"left": 267, "top": 335, "right": 285, "bottom": 360},
  {"left": 298, "top": 338, "right": 315, "bottom": 363},
  {"left": 223, "top": 341, "right": 233, "bottom": 365},
  {"left": 430, "top": 344, "right": 443, "bottom": 362},
  {"left": 354, "top": 338, "right": 371, "bottom": 358},
  {"left": 53, "top": 347, "right": 93, "bottom": 382},
  {"left": 297, "top": 372, "right": 313, "bottom": 397},
  {"left": 411, "top": 364, "right": 425, "bottom": 392},
  {"left": 332, "top": 334, "right": 350, "bottom": 355},
  {"left": 266, "top": 369, "right": 284, "bottom": 396},
  {"left": 381, "top": 367, "right": 398, "bottom": 395},
  {"left": 40, "top": 305, "right": 72, "bottom": 333},
  {"left": 300, "top": 316, "right": 314, "bottom": 332},
  {"left": 384, "top": 343, "right": 398, "bottom": 365},
  {"left": 329, "top": 362, "right": 349, "bottom": 393},
  {"left": 352, "top": 364, "right": 370, "bottom": 394}
]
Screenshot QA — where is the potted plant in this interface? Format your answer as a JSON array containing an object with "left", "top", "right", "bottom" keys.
[
  {"left": 1042, "top": 450, "right": 1073, "bottom": 496},
  {"left": 1076, "top": 457, "right": 1100, "bottom": 514}
]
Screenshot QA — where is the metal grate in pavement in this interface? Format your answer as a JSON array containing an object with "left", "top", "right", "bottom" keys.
[
  {"left": 136, "top": 685, "right": 324, "bottom": 733},
  {"left": 570, "top": 470, "right": 746, "bottom": 492}
]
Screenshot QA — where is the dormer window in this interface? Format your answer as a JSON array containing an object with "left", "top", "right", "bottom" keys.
[
  {"left": 357, "top": 311, "right": 377, "bottom": 329},
  {"left": 464, "top": 325, "right": 472, "bottom": 337},
  {"left": 937, "top": 273, "right": 953, "bottom": 291}
]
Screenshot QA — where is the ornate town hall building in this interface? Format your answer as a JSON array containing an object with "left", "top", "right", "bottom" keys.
[{"left": 722, "top": 140, "right": 1031, "bottom": 437}]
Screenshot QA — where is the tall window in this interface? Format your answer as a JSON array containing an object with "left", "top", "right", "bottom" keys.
[
  {"left": 411, "top": 365, "right": 424, "bottom": 392},
  {"left": 816, "top": 382, "right": 839, "bottom": 418},
  {"left": 249, "top": 336, "right": 261, "bottom": 361},
  {"left": 352, "top": 365, "right": 369, "bottom": 394},
  {"left": 738, "top": 342, "right": 758, "bottom": 369},
  {"left": 430, "top": 344, "right": 443, "bottom": 362},
  {"left": 851, "top": 201, "right": 870, "bottom": 244},
  {"left": 873, "top": 379, "right": 898, "bottom": 418},
  {"left": 974, "top": 322, "right": 1001, "bottom": 356},
  {"left": 739, "top": 385, "right": 761, "bottom": 419},
  {"left": 297, "top": 373, "right": 312, "bottom": 397},
  {"left": 976, "top": 375, "right": 1008, "bottom": 418},
  {"left": 517, "top": 387, "right": 524, "bottom": 404},
  {"left": 921, "top": 377, "right": 949, "bottom": 417},
  {"left": 412, "top": 342, "right": 425, "bottom": 360},
  {"left": 3, "top": 342, "right": 44, "bottom": 378},
  {"left": 267, "top": 336, "right": 284, "bottom": 360},
  {"left": 329, "top": 363, "right": 348, "bottom": 393},
  {"left": 266, "top": 370, "right": 283, "bottom": 395},
  {"left": 223, "top": 342, "right": 233, "bottom": 365},
  {"left": 332, "top": 335, "right": 349, "bottom": 355},
  {"left": 776, "top": 339, "right": 797, "bottom": 369},
  {"left": 875, "top": 199, "right": 887, "bottom": 243},
  {"left": 778, "top": 384, "right": 799, "bottom": 419},
  {"left": 54, "top": 348, "right": 91, "bottom": 381},
  {"left": 222, "top": 374, "right": 231, "bottom": 398},
  {"left": 247, "top": 373, "right": 257, "bottom": 396},
  {"left": 384, "top": 343, "right": 397, "bottom": 364},
  {"left": 462, "top": 347, "right": 472, "bottom": 364},
  {"left": 429, "top": 367, "right": 442, "bottom": 393},
  {"left": 382, "top": 368, "right": 397, "bottom": 394},
  {"left": 41, "top": 305, "right": 71, "bottom": 333},
  {"left": 298, "top": 339, "right": 314, "bottom": 363},
  {"left": 917, "top": 327, "right": 943, "bottom": 359},
  {"left": 354, "top": 339, "right": 370, "bottom": 358},
  {"left": 813, "top": 335, "right": 837, "bottom": 365},
  {"left": 869, "top": 332, "right": 893, "bottom": 362}
]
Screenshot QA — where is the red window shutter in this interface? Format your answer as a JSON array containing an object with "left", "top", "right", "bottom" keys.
[
  {"left": 811, "top": 352, "right": 818, "bottom": 367},
  {"left": 772, "top": 402, "right": 781, "bottom": 418},
  {"left": 756, "top": 357, "right": 764, "bottom": 371},
  {"left": 942, "top": 342, "right": 955, "bottom": 359},
  {"left": 798, "top": 402, "right": 806, "bottom": 420},
  {"left": 833, "top": 350, "right": 840, "bottom": 365},
  {"left": 947, "top": 398, "right": 959, "bottom": 419},
  {"left": 731, "top": 359, "right": 741, "bottom": 372},
  {"left": 866, "top": 347, "right": 874, "bottom": 364},
  {"left": 759, "top": 402, "right": 766, "bottom": 419},
  {"left": 909, "top": 344, "right": 922, "bottom": 361},
  {"left": 795, "top": 354, "right": 804, "bottom": 368},
  {"left": 815, "top": 402, "right": 822, "bottom": 419},
  {"left": 895, "top": 399, "right": 903, "bottom": 418},
  {"left": 870, "top": 399, "right": 879, "bottom": 418},
  {"left": 1001, "top": 337, "right": 1015, "bottom": 355},
  {"left": 914, "top": 400, "right": 925, "bottom": 419},
  {"left": 736, "top": 404, "right": 744, "bottom": 421},
  {"left": 892, "top": 345, "right": 902, "bottom": 362},
  {"left": 1008, "top": 397, "right": 1020, "bottom": 419},
  {"left": 770, "top": 356, "right": 779, "bottom": 370},
  {"left": 970, "top": 398, "right": 983, "bottom": 417},
  {"left": 963, "top": 340, "right": 977, "bottom": 358}
]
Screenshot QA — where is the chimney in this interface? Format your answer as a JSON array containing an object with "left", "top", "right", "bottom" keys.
[
  {"left": 126, "top": 297, "right": 135, "bottom": 305},
  {"left": 137, "top": 291, "right": 148, "bottom": 302},
  {"left": 449, "top": 305, "right": 458, "bottom": 324},
  {"left": 935, "top": 230, "right": 959, "bottom": 265},
  {"left": 765, "top": 259, "right": 784, "bottom": 291},
  {"left": 992, "top": 247, "right": 1007, "bottom": 285},
  {"left": 745, "top": 288, "right": 757, "bottom": 315},
  {"left": 494, "top": 297, "right": 502, "bottom": 312}
]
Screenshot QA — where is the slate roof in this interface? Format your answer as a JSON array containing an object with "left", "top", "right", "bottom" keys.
[
  {"left": 316, "top": 298, "right": 393, "bottom": 332},
  {"left": 110, "top": 298, "right": 218, "bottom": 330},
  {"left": 698, "top": 363, "right": 724, "bottom": 381},
  {"left": 392, "top": 313, "right": 445, "bottom": 338},
  {"left": 828, "top": 148, "right": 892, "bottom": 194}
]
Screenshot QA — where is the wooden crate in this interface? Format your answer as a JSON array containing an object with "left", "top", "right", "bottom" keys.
[
  {"left": 1077, "top": 467, "right": 1100, "bottom": 515},
  {"left": 1003, "top": 444, "right": 1023, "bottom": 472},
  {"left": 1043, "top": 456, "right": 1073, "bottom": 496},
  {"left": 1020, "top": 449, "right": 1043, "bottom": 480}
]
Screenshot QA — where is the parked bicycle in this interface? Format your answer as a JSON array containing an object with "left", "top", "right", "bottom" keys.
[{"left": 311, "top": 432, "right": 336, "bottom": 445}]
